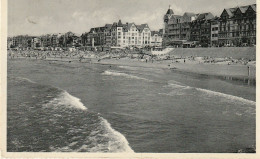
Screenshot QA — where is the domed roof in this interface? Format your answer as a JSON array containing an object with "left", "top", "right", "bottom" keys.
[
  {"left": 166, "top": 5, "right": 174, "bottom": 15},
  {"left": 166, "top": 9, "right": 174, "bottom": 14}
]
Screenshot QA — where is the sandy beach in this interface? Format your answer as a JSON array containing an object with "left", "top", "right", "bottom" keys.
[{"left": 8, "top": 48, "right": 256, "bottom": 83}]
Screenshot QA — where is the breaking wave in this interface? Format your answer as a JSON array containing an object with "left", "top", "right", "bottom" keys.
[
  {"left": 44, "top": 90, "right": 134, "bottom": 152},
  {"left": 102, "top": 70, "right": 151, "bottom": 81},
  {"left": 8, "top": 77, "right": 134, "bottom": 152},
  {"left": 45, "top": 91, "right": 87, "bottom": 110},
  {"left": 15, "top": 77, "right": 36, "bottom": 83},
  {"left": 162, "top": 81, "right": 255, "bottom": 105},
  {"left": 196, "top": 88, "right": 255, "bottom": 105}
]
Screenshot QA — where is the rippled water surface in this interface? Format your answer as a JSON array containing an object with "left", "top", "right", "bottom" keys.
[{"left": 7, "top": 59, "right": 255, "bottom": 152}]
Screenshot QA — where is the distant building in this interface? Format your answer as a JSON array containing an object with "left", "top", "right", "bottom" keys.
[
  {"left": 32, "top": 37, "right": 41, "bottom": 48},
  {"left": 85, "top": 20, "right": 151, "bottom": 48},
  {"left": 163, "top": 6, "right": 182, "bottom": 46},
  {"left": 10, "top": 35, "right": 33, "bottom": 49},
  {"left": 163, "top": 6, "right": 197, "bottom": 47},
  {"left": 151, "top": 30, "right": 163, "bottom": 46},
  {"left": 190, "top": 12, "right": 215, "bottom": 46},
  {"left": 210, "top": 17, "right": 219, "bottom": 47},
  {"left": 181, "top": 12, "right": 197, "bottom": 40},
  {"left": 218, "top": 4, "right": 256, "bottom": 46}
]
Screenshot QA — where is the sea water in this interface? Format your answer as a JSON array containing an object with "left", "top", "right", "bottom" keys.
[{"left": 7, "top": 59, "right": 255, "bottom": 152}]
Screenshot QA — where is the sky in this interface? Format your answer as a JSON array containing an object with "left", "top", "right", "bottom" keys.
[{"left": 8, "top": 0, "right": 256, "bottom": 36}]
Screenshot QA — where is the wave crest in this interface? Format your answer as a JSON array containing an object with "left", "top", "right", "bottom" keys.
[
  {"left": 45, "top": 91, "right": 87, "bottom": 110},
  {"left": 102, "top": 70, "right": 151, "bottom": 81}
]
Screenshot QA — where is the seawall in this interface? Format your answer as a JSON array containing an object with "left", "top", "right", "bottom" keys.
[{"left": 169, "top": 47, "right": 256, "bottom": 60}]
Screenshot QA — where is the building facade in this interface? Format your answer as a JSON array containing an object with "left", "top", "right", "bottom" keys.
[
  {"left": 85, "top": 20, "right": 151, "bottom": 48},
  {"left": 163, "top": 6, "right": 197, "bottom": 47},
  {"left": 210, "top": 17, "right": 219, "bottom": 46},
  {"left": 151, "top": 31, "right": 163, "bottom": 46},
  {"left": 218, "top": 4, "right": 256, "bottom": 46},
  {"left": 190, "top": 12, "right": 214, "bottom": 46}
]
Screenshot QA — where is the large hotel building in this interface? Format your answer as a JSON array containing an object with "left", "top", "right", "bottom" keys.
[
  {"left": 163, "top": 4, "right": 256, "bottom": 47},
  {"left": 82, "top": 20, "right": 163, "bottom": 48}
]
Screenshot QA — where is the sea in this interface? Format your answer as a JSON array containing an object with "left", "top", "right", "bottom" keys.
[{"left": 7, "top": 58, "right": 256, "bottom": 153}]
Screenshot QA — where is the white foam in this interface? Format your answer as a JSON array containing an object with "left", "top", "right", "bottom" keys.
[
  {"left": 165, "top": 83, "right": 190, "bottom": 89},
  {"left": 118, "top": 65, "right": 137, "bottom": 70},
  {"left": 74, "top": 117, "right": 134, "bottom": 153},
  {"left": 16, "top": 77, "right": 36, "bottom": 83},
  {"left": 102, "top": 70, "right": 151, "bottom": 81},
  {"left": 162, "top": 81, "right": 255, "bottom": 105},
  {"left": 100, "top": 117, "right": 134, "bottom": 153},
  {"left": 119, "top": 65, "right": 161, "bottom": 71},
  {"left": 196, "top": 88, "right": 256, "bottom": 105},
  {"left": 45, "top": 91, "right": 87, "bottom": 110}
]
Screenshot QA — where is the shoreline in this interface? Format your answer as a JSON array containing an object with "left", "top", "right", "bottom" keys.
[
  {"left": 93, "top": 58, "right": 255, "bottom": 79},
  {"left": 8, "top": 56, "right": 255, "bottom": 86}
]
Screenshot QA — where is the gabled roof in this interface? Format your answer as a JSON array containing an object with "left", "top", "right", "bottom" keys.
[
  {"left": 112, "top": 22, "right": 117, "bottom": 28},
  {"left": 221, "top": 7, "right": 236, "bottom": 18},
  {"left": 238, "top": 5, "right": 249, "bottom": 13},
  {"left": 196, "top": 12, "right": 214, "bottom": 20},
  {"left": 251, "top": 4, "right": 256, "bottom": 11},
  {"left": 169, "top": 15, "right": 182, "bottom": 21},
  {"left": 105, "top": 24, "right": 112, "bottom": 28},
  {"left": 245, "top": 4, "right": 256, "bottom": 13},
  {"left": 222, "top": 4, "right": 256, "bottom": 18},
  {"left": 126, "top": 23, "right": 136, "bottom": 30},
  {"left": 136, "top": 24, "right": 149, "bottom": 32},
  {"left": 183, "top": 12, "right": 196, "bottom": 17}
]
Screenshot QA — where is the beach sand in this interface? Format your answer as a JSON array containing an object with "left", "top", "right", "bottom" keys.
[{"left": 8, "top": 49, "right": 256, "bottom": 81}]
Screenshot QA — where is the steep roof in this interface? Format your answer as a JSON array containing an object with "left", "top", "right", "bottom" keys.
[
  {"left": 239, "top": 6, "right": 249, "bottom": 13},
  {"left": 183, "top": 12, "right": 196, "bottom": 17},
  {"left": 221, "top": 7, "right": 236, "bottom": 18},
  {"left": 111, "top": 22, "right": 118, "bottom": 29},
  {"left": 105, "top": 24, "right": 112, "bottom": 28},
  {"left": 196, "top": 12, "right": 214, "bottom": 20},
  {"left": 251, "top": 4, "right": 256, "bottom": 11},
  {"left": 136, "top": 24, "right": 149, "bottom": 32},
  {"left": 222, "top": 4, "right": 256, "bottom": 18},
  {"left": 126, "top": 23, "right": 135, "bottom": 30},
  {"left": 166, "top": 8, "right": 174, "bottom": 15},
  {"left": 169, "top": 15, "right": 182, "bottom": 21}
]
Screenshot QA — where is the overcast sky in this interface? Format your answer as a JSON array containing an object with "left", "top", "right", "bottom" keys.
[{"left": 8, "top": 0, "right": 256, "bottom": 36}]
